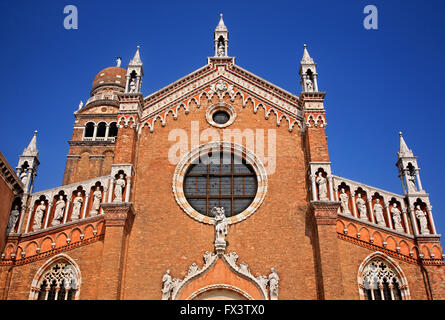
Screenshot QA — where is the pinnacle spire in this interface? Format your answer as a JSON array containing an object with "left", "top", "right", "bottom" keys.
[
  {"left": 301, "top": 44, "right": 314, "bottom": 64},
  {"left": 129, "top": 46, "right": 142, "bottom": 66},
  {"left": 23, "top": 130, "right": 39, "bottom": 157},
  {"left": 398, "top": 132, "right": 413, "bottom": 158},
  {"left": 215, "top": 13, "right": 227, "bottom": 31}
]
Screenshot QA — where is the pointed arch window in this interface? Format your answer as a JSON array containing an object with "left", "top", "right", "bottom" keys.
[
  {"left": 358, "top": 254, "right": 409, "bottom": 300},
  {"left": 30, "top": 256, "right": 80, "bottom": 300}
]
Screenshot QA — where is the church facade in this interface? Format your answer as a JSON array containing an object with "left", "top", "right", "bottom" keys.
[{"left": 0, "top": 15, "right": 444, "bottom": 300}]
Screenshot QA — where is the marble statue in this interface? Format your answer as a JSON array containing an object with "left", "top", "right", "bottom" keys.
[
  {"left": 116, "top": 57, "right": 122, "bottom": 68},
  {"left": 339, "top": 188, "right": 350, "bottom": 214},
  {"left": 217, "top": 44, "right": 225, "bottom": 57},
  {"left": 6, "top": 205, "right": 20, "bottom": 234},
  {"left": 373, "top": 199, "right": 385, "bottom": 226},
  {"left": 161, "top": 269, "right": 173, "bottom": 300},
  {"left": 391, "top": 204, "right": 404, "bottom": 232},
  {"left": 316, "top": 172, "right": 328, "bottom": 201},
  {"left": 113, "top": 174, "right": 126, "bottom": 203},
  {"left": 268, "top": 267, "right": 279, "bottom": 300},
  {"left": 212, "top": 207, "right": 227, "bottom": 244},
  {"left": 52, "top": 196, "right": 66, "bottom": 226},
  {"left": 129, "top": 78, "right": 137, "bottom": 93},
  {"left": 90, "top": 187, "right": 102, "bottom": 215},
  {"left": 356, "top": 193, "right": 368, "bottom": 220},
  {"left": 19, "top": 171, "right": 28, "bottom": 186},
  {"left": 305, "top": 76, "right": 314, "bottom": 92},
  {"left": 415, "top": 205, "right": 429, "bottom": 235},
  {"left": 407, "top": 174, "right": 417, "bottom": 192},
  {"left": 33, "top": 201, "right": 46, "bottom": 231},
  {"left": 71, "top": 195, "right": 83, "bottom": 220}
]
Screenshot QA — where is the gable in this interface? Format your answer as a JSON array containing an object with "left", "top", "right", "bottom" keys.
[{"left": 139, "top": 58, "right": 303, "bottom": 133}]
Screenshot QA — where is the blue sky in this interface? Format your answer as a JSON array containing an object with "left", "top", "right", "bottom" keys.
[{"left": 0, "top": 1, "right": 444, "bottom": 246}]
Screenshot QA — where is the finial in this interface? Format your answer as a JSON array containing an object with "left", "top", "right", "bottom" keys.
[
  {"left": 34, "top": 130, "right": 38, "bottom": 135},
  {"left": 399, "top": 131, "right": 403, "bottom": 137},
  {"left": 304, "top": 44, "right": 307, "bottom": 48}
]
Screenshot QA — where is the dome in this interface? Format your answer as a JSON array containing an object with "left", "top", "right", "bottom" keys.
[{"left": 91, "top": 67, "right": 126, "bottom": 94}]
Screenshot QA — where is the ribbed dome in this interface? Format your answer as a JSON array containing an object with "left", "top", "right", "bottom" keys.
[{"left": 91, "top": 67, "right": 126, "bottom": 94}]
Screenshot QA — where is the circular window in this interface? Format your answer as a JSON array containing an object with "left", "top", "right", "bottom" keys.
[
  {"left": 206, "top": 103, "right": 236, "bottom": 128},
  {"left": 212, "top": 111, "right": 230, "bottom": 125},
  {"left": 173, "top": 142, "right": 268, "bottom": 225},
  {"left": 184, "top": 152, "right": 257, "bottom": 217}
]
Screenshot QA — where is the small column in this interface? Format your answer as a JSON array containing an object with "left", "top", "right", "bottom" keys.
[
  {"left": 409, "top": 206, "right": 420, "bottom": 236},
  {"left": 43, "top": 201, "right": 53, "bottom": 229},
  {"left": 124, "top": 177, "right": 131, "bottom": 203},
  {"left": 24, "top": 198, "right": 35, "bottom": 233},
  {"left": 399, "top": 175, "right": 407, "bottom": 195},
  {"left": 105, "top": 124, "right": 110, "bottom": 140},
  {"left": 92, "top": 125, "right": 98, "bottom": 141},
  {"left": 379, "top": 283, "right": 385, "bottom": 300},
  {"left": 108, "top": 178, "right": 114, "bottom": 203},
  {"left": 402, "top": 209, "right": 410, "bottom": 234},
  {"left": 368, "top": 199, "right": 375, "bottom": 224},
  {"left": 427, "top": 206, "right": 437, "bottom": 234},
  {"left": 310, "top": 173, "right": 317, "bottom": 201},
  {"left": 384, "top": 202, "right": 394, "bottom": 229},
  {"left": 328, "top": 175, "right": 334, "bottom": 201},
  {"left": 351, "top": 192, "right": 358, "bottom": 219},
  {"left": 81, "top": 193, "right": 90, "bottom": 219},
  {"left": 62, "top": 195, "right": 72, "bottom": 224}
]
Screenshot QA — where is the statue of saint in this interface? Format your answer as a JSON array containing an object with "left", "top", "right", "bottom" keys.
[
  {"left": 339, "top": 188, "right": 350, "bottom": 214},
  {"left": 91, "top": 187, "right": 102, "bottom": 215},
  {"left": 7, "top": 205, "right": 20, "bottom": 234},
  {"left": 116, "top": 56, "right": 122, "bottom": 68},
  {"left": 33, "top": 201, "right": 46, "bottom": 231},
  {"left": 212, "top": 207, "right": 227, "bottom": 244},
  {"left": 356, "top": 193, "right": 368, "bottom": 220},
  {"left": 71, "top": 195, "right": 83, "bottom": 220},
  {"left": 305, "top": 76, "right": 314, "bottom": 92},
  {"left": 217, "top": 44, "right": 225, "bottom": 57},
  {"left": 161, "top": 269, "right": 173, "bottom": 300},
  {"left": 113, "top": 174, "right": 126, "bottom": 203},
  {"left": 129, "top": 78, "right": 137, "bottom": 93},
  {"left": 391, "top": 204, "right": 404, "bottom": 232},
  {"left": 52, "top": 196, "right": 66, "bottom": 226},
  {"left": 415, "top": 205, "right": 429, "bottom": 235},
  {"left": 373, "top": 199, "right": 385, "bottom": 226},
  {"left": 268, "top": 268, "right": 279, "bottom": 300},
  {"left": 19, "top": 171, "right": 28, "bottom": 186},
  {"left": 316, "top": 172, "right": 328, "bottom": 201},
  {"left": 407, "top": 174, "right": 417, "bottom": 192}
]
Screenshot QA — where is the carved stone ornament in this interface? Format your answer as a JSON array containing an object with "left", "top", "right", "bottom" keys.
[
  {"left": 209, "top": 79, "right": 234, "bottom": 101},
  {"left": 161, "top": 215, "right": 278, "bottom": 300}
]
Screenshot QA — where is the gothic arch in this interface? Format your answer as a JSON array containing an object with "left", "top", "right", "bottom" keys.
[
  {"left": 357, "top": 252, "right": 410, "bottom": 300},
  {"left": 29, "top": 253, "right": 81, "bottom": 300}
]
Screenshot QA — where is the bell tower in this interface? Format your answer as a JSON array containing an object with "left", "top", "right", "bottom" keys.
[
  {"left": 16, "top": 130, "right": 39, "bottom": 195},
  {"left": 125, "top": 46, "right": 144, "bottom": 94}
]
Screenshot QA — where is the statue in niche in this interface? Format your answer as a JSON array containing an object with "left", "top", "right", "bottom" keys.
[
  {"left": 129, "top": 78, "right": 137, "bottom": 93},
  {"left": 305, "top": 75, "right": 314, "bottom": 92},
  {"left": 415, "top": 205, "right": 429, "bottom": 235},
  {"left": 391, "top": 204, "right": 404, "bottom": 232},
  {"left": 52, "top": 196, "right": 66, "bottom": 226},
  {"left": 212, "top": 207, "right": 227, "bottom": 244},
  {"left": 71, "top": 194, "right": 83, "bottom": 220},
  {"left": 6, "top": 204, "right": 20, "bottom": 234},
  {"left": 407, "top": 174, "right": 417, "bottom": 192},
  {"left": 268, "top": 268, "right": 279, "bottom": 300},
  {"left": 356, "top": 193, "right": 368, "bottom": 220},
  {"left": 217, "top": 43, "right": 225, "bottom": 57},
  {"left": 113, "top": 174, "right": 126, "bottom": 203},
  {"left": 19, "top": 170, "right": 28, "bottom": 186},
  {"left": 339, "top": 188, "right": 350, "bottom": 214},
  {"left": 316, "top": 172, "right": 328, "bottom": 201},
  {"left": 33, "top": 201, "right": 46, "bottom": 231},
  {"left": 90, "top": 187, "right": 102, "bottom": 215},
  {"left": 373, "top": 199, "right": 385, "bottom": 226},
  {"left": 161, "top": 269, "right": 173, "bottom": 300}
]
